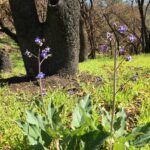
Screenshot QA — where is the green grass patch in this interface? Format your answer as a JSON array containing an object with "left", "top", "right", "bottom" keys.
[{"left": 0, "top": 52, "right": 150, "bottom": 149}]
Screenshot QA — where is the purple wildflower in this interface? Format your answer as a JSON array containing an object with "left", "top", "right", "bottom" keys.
[
  {"left": 118, "top": 25, "right": 128, "bottom": 33},
  {"left": 35, "top": 37, "right": 43, "bottom": 46},
  {"left": 126, "top": 55, "right": 132, "bottom": 61},
  {"left": 41, "top": 50, "right": 48, "bottom": 58},
  {"left": 129, "top": 34, "right": 136, "bottom": 43},
  {"left": 41, "top": 47, "right": 51, "bottom": 58},
  {"left": 106, "top": 32, "right": 113, "bottom": 41},
  {"left": 36, "top": 72, "right": 45, "bottom": 79},
  {"left": 45, "top": 47, "right": 51, "bottom": 52},
  {"left": 25, "top": 50, "right": 32, "bottom": 58},
  {"left": 100, "top": 44, "right": 108, "bottom": 52},
  {"left": 119, "top": 46, "right": 125, "bottom": 55}
]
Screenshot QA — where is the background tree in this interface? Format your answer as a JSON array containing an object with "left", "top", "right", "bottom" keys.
[
  {"left": 136, "top": 0, "right": 150, "bottom": 53},
  {"left": 81, "top": 0, "right": 97, "bottom": 59},
  {"left": 91, "top": 0, "right": 142, "bottom": 54},
  {"left": 8, "top": 0, "right": 80, "bottom": 77}
]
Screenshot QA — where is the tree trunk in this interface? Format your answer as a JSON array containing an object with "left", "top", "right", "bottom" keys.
[
  {"left": 0, "top": 49, "right": 12, "bottom": 72},
  {"left": 9, "top": 0, "right": 41, "bottom": 76},
  {"left": 79, "top": 17, "right": 88, "bottom": 62},
  {"left": 138, "top": 0, "right": 150, "bottom": 53},
  {"left": 43, "top": 0, "right": 80, "bottom": 75},
  {"left": 9, "top": 0, "right": 80, "bottom": 77}
]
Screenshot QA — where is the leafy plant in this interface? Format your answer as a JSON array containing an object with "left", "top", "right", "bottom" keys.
[
  {"left": 100, "top": 107, "right": 150, "bottom": 149},
  {"left": 16, "top": 95, "right": 110, "bottom": 150}
]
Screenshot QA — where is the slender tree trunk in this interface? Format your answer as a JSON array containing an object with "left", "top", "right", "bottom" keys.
[
  {"left": 79, "top": 17, "right": 88, "bottom": 62},
  {"left": 9, "top": 0, "right": 80, "bottom": 76},
  {"left": 138, "top": 0, "right": 150, "bottom": 53},
  {"left": 88, "top": 9, "right": 96, "bottom": 59}
]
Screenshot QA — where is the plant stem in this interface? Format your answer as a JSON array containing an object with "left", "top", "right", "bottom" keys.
[
  {"left": 115, "top": 57, "right": 124, "bottom": 71},
  {"left": 38, "top": 48, "right": 43, "bottom": 101},
  {"left": 110, "top": 43, "right": 118, "bottom": 150}
]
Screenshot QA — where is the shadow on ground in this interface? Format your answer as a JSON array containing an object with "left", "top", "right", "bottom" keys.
[{"left": 0, "top": 76, "right": 36, "bottom": 85}]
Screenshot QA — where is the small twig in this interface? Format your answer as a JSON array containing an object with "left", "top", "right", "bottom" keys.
[
  {"left": 115, "top": 78, "right": 131, "bottom": 94},
  {"left": 40, "top": 54, "right": 52, "bottom": 65},
  {"left": 115, "top": 57, "right": 125, "bottom": 71}
]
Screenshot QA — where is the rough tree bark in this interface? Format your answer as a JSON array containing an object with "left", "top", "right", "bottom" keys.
[{"left": 9, "top": 0, "right": 80, "bottom": 77}]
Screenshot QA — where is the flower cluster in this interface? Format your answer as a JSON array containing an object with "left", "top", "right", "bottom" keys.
[
  {"left": 107, "top": 32, "right": 113, "bottom": 41},
  {"left": 126, "top": 55, "right": 132, "bottom": 61},
  {"left": 99, "top": 24, "right": 136, "bottom": 62},
  {"left": 24, "top": 37, "right": 53, "bottom": 97},
  {"left": 100, "top": 44, "right": 108, "bottom": 52},
  {"left": 129, "top": 34, "right": 136, "bottom": 43},
  {"left": 41, "top": 47, "right": 51, "bottom": 59},
  {"left": 119, "top": 46, "right": 125, "bottom": 55},
  {"left": 25, "top": 50, "right": 32, "bottom": 58},
  {"left": 25, "top": 37, "right": 52, "bottom": 61},
  {"left": 36, "top": 72, "right": 45, "bottom": 79},
  {"left": 118, "top": 25, "right": 128, "bottom": 33},
  {"left": 35, "top": 37, "right": 44, "bottom": 47}
]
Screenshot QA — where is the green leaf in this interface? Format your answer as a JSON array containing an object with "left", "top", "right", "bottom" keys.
[
  {"left": 41, "top": 130, "right": 52, "bottom": 147},
  {"left": 26, "top": 110, "right": 38, "bottom": 125},
  {"left": 114, "top": 108, "right": 126, "bottom": 137},
  {"left": 71, "top": 124, "right": 88, "bottom": 137},
  {"left": 47, "top": 99, "right": 56, "bottom": 127},
  {"left": 80, "top": 95, "right": 92, "bottom": 113},
  {"left": 100, "top": 107, "right": 111, "bottom": 131},
  {"left": 52, "top": 105, "right": 63, "bottom": 126},
  {"left": 79, "top": 106, "right": 96, "bottom": 129},
  {"left": 71, "top": 95, "right": 92, "bottom": 128},
  {"left": 32, "top": 143, "right": 47, "bottom": 150},
  {"left": 26, "top": 110, "right": 46, "bottom": 130},
  {"left": 114, "top": 143, "right": 125, "bottom": 150},
  {"left": 16, "top": 120, "right": 29, "bottom": 134},
  {"left": 81, "top": 130, "right": 110, "bottom": 150},
  {"left": 28, "top": 124, "right": 42, "bottom": 143},
  {"left": 71, "top": 103, "right": 82, "bottom": 128},
  {"left": 131, "top": 123, "right": 150, "bottom": 148},
  {"left": 67, "top": 136, "right": 80, "bottom": 150}
]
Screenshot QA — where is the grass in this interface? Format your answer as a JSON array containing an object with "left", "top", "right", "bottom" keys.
[{"left": 0, "top": 45, "right": 150, "bottom": 149}]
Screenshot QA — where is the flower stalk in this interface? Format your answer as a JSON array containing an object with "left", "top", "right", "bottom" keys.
[
  {"left": 111, "top": 45, "right": 117, "bottom": 134},
  {"left": 25, "top": 37, "right": 52, "bottom": 101}
]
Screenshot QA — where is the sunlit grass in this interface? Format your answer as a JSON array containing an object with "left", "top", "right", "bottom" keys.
[
  {"left": 80, "top": 54, "right": 150, "bottom": 124},
  {"left": 0, "top": 50, "right": 150, "bottom": 149},
  {"left": 1, "top": 51, "right": 25, "bottom": 78}
]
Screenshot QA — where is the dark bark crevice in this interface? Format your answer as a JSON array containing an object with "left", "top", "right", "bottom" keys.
[{"left": 49, "top": 0, "right": 59, "bottom": 6}]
